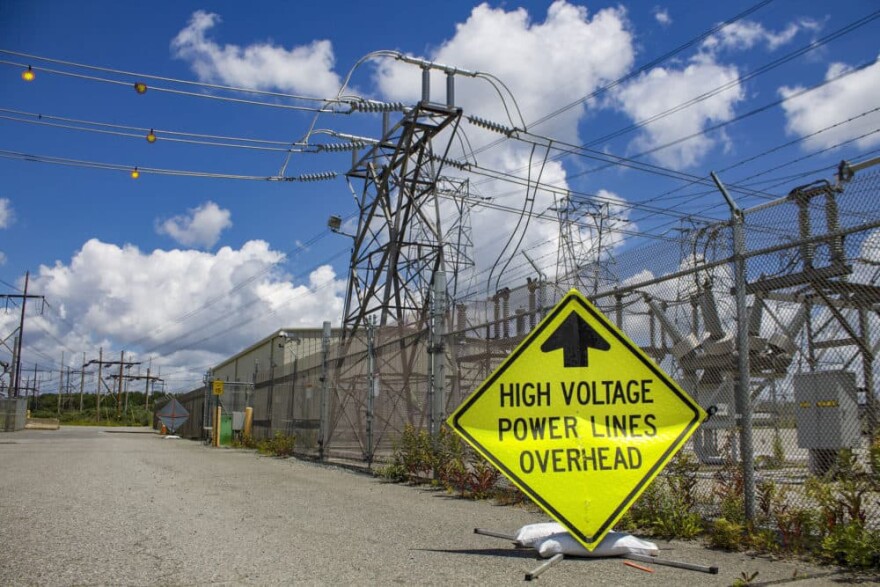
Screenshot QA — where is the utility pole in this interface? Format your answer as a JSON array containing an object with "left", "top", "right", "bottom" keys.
[
  {"left": 84, "top": 348, "right": 139, "bottom": 420},
  {"left": 57, "top": 352, "right": 64, "bottom": 415},
  {"left": 96, "top": 347, "right": 103, "bottom": 420},
  {"left": 145, "top": 362, "right": 151, "bottom": 411},
  {"left": 79, "top": 352, "right": 86, "bottom": 412},
  {"left": 108, "top": 371, "right": 162, "bottom": 408},
  {"left": 0, "top": 272, "right": 45, "bottom": 397},
  {"left": 29, "top": 363, "right": 37, "bottom": 411},
  {"left": 117, "top": 351, "right": 124, "bottom": 417}
]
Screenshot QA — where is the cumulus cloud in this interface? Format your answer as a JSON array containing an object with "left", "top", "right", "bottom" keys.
[
  {"left": 653, "top": 7, "right": 672, "bottom": 27},
  {"left": 171, "top": 10, "right": 342, "bottom": 97},
  {"left": 610, "top": 16, "right": 819, "bottom": 169},
  {"left": 372, "top": 1, "right": 635, "bottom": 285},
  {"left": 376, "top": 1, "right": 633, "bottom": 142},
  {"left": 779, "top": 56, "right": 880, "bottom": 151},
  {"left": 156, "top": 201, "right": 232, "bottom": 249},
  {"left": 701, "top": 18, "right": 820, "bottom": 53},
  {"left": 0, "top": 198, "right": 13, "bottom": 229},
  {"left": 16, "top": 239, "right": 344, "bottom": 389},
  {"left": 614, "top": 54, "right": 745, "bottom": 168}
]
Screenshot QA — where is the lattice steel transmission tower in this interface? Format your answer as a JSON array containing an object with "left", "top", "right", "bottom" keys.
[
  {"left": 341, "top": 99, "right": 464, "bottom": 338},
  {"left": 555, "top": 198, "right": 618, "bottom": 295}
]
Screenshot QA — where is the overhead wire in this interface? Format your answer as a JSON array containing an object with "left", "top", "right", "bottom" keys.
[
  {"left": 582, "top": 9, "right": 880, "bottom": 150},
  {"left": 0, "top": 108, "right": 305, "bottom": 153},
  {"left": 471, "top": 0, "right": 778, "bottom": 156},
  {"left": 462, "top": 8, "right": 879, "bottom": 216},
  {"left": 0, "top": 49, "right": 349, "bottom": 104},
  {"left": 3, "top": 8, "right": 876, "bottom": 390},
  {"left": 0, "top": 149, "right": 339, "bottom": 182}
]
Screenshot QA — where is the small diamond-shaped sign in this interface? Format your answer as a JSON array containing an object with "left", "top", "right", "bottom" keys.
[{"left": 447, "top": 289, "right": 706, "bottom": 551}]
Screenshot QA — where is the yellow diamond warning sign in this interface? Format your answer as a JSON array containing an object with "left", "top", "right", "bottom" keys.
[{"left": 447, "top": 289, "right": 706, "bottom": 551}]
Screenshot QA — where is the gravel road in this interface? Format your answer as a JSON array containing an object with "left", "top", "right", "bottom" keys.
[{"left": 0, "top": 427, "right": 860, "bottom": 586}]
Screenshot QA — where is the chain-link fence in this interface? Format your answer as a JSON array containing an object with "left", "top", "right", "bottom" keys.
[{"left": 175, "top": 165, "right": 880, "bottom": 528}]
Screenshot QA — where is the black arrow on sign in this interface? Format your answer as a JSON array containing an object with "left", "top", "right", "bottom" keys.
[{"left": 540, "top": 311, "right": 610, "bottom": 368}]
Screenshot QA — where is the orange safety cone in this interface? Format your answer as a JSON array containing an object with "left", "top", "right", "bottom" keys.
[{"left": 160, "top": 424, "right": 167, "bottom": 435}]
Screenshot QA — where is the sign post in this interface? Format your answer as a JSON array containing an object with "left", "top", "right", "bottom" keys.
[{"left": 447, "top": 289, "right": 706, "bottom": 551}]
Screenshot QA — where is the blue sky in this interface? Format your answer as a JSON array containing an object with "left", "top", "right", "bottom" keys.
[{"left": 1, "top": 0, "right": 879, "bottom": 391}]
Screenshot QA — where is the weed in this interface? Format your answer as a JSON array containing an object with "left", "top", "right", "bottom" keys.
[
  {"left": 775, "top": 506, "right": 816, "bottom": 554},
  {"left": 666, "top": 451, "right": 700, "bottom": 509},
  {"left": 627, "top": 476, "right": 703, "bottom": 539},
  {"left": 714, "top": 434, "right": 745, "bottom": 524},
  {"left": 870, "top": 434, "right": 880, "bottom": 481},
  {"left": 819, "top": 522, "right": 880, "bottom": 568},
  {"left": 256, "top": 432, "right": 296, "bottom": 457},
  {"left": 707, "top": 518, "right": 745, "bottom": 551},
  {"left": 732, "top": 571, "right": 759, "bottom": 586},
  {"left": 232, "top": 433, "right": 259, "bottom": 449}
]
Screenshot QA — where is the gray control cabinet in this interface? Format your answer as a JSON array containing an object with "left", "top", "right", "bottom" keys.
[{"left": 794, "top": 371, "right": 860, "bottom": 450}]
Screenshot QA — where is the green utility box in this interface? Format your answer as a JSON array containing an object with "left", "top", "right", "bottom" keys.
[{"left": 220, "top": 413, "right": 233, "bottom": 446}]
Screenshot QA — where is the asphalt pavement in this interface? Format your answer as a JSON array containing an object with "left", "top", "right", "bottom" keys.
[{"left": 0, "top": 426, "right": 874, "bottom": 586}]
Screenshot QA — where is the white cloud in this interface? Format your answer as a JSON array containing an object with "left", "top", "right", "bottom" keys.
[
  {"left": 156, "top": 201, "right": 232, "bottom": 249},
  {"left": 0, "top": 198, "right": 13, "bottom": 229},
  {"left": 653, "top": 7, "right": 672, "bottom": 27},
  {"left": 19, "top": 239, "right": 345, "bottom": 390},
  {"left": 614, "top": 55, "right": 745, "bottom": 168},
  {"left": 371, "top": 1, "right": 635, "bottom": 285},
  {"left": 779, "top": 56, "right": 880, "bottom": 151},
  {"left": 376, "top": 1, "right": 634, "bottom": 142},
  {"left": 701, "top": 18, "right": 819, "bottom": 53},
  {"left": 171, "top": 10, "right": 342, "bottom": 98}
]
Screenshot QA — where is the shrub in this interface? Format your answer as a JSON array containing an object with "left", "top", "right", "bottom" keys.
[
  {"left": 819, "top": 522, "right": 880, "bottom": 568},
  {"left": 233, "top": 433, "right": 259, "bottom": 449},
  {"left": 379, "top": 424, "right": 504, "bottom": 499},
  {"left": 714, "top": 435, "right": 745, "bottom": 525},
  {"left": 379, "top": 425, "right": 436, "bottom": 483},
  {"left": 256, "top": 432, "right": 296, "bottom": 457},
  {"left": 870, "top": 434, "right": 880, "bottom": 481},
  {"left": 627, "top": 475, "right": 703, "bottom": 539},
  {"left": 707, "top": 518, "right": 745, "bottom": 551}
]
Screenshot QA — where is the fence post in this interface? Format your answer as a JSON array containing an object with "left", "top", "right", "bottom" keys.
[
  {"left": 365, "top": 316, "right": 377, "bottom": 464},
  {"left": 319, "top": 321, "right": 331, "bottom": 460},
  {"left": 711, "top": 172, "right": 755, "bottom": 524},
  {"left": 429, "top": 272, "right": 447, "bottom": 441}
]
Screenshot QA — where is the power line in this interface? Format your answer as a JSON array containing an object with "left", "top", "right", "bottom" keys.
[
  {"left": 0, "top": 108, "right": 303, "bottom": 153},
  {"left": 0, "top": 49, "right": 354, "bottom": 114},
  {"left": 471, "top": 0, "right": 777, "bottom": 157},
  {"left": 0, "top": 149, "right": 339, "bottom": 182},
  {"left": 465, "top": 13, "right": 879, "bottom": 203},
  {"left": 583, "top": 9, "right": 880, "bottom": 150}
]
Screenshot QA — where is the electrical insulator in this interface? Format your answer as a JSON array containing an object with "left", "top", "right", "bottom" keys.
[
  {"left": 318, "top": 142, "right": 365, "bottom": 153},
  {"left": 467, "top": 115, "right": 514, "bottom": 136},
  {"left": 354, "top": 100, "right": 406, "bottom": 113},
  {"left": 296, "top": 171, "right": 338, "bottom": 182}
]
